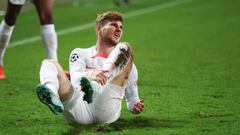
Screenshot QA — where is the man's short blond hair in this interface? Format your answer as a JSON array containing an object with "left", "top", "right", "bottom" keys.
[{"left": 95, "top": 11, "right": 123, "bottom": 27}]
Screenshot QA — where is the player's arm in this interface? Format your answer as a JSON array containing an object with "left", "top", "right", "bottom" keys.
[{"left": 125, "top": 64, "right": 144, "bottom": 114}]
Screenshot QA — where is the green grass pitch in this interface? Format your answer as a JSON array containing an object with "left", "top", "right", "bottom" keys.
[{"left": 0, "top": 0, "right": 240, "bottom": 134}]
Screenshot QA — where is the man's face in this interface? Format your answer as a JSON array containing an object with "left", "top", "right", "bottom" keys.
[{"left": 98, "top": 20, "right": 123, "bottom": 45}]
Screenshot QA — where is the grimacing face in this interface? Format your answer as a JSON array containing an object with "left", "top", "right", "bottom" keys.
[{"left": 98, "top": 20, "right": 123, "bottom": 45}]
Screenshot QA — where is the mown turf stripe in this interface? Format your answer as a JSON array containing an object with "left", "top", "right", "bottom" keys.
[{"left": 9, "top": 0, "right": 196, "bottom": 48}]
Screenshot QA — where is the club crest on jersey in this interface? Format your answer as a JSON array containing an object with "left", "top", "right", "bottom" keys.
[{"left": 70, "top": 53, "right": 79, "bottom": 62}]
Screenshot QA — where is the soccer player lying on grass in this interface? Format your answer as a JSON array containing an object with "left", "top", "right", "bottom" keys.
[
  {"left": 0, "top": 0, "right": 58, "bottom": 79},
  {"left": 36, "top": 11, "right": 144, "bottom": 124}
]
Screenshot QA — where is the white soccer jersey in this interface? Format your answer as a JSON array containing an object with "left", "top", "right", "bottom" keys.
[{"left": 69, "top": 45, "right": 140, "bottom": 112}]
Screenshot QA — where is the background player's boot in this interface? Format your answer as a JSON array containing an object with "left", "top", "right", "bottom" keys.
[
  {"left": 0, "top": 65, "right": 6, "bottom": 79},
  {"left": 36, "top": 84, "right": 64, "bottom": 115},
  {"left": 80, "top": 77, "right": 98, "bottom": 104}
]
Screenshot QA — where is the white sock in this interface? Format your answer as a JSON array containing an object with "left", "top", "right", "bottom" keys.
[
  {"left": 103, "top": 42, "right": 130, "bottom": 81},
  {"left": 40, "top": 61, "right": 59, "bottom": 96},
  {"left": 41, "top": 24, "right": 58, "bottom": 61},
  {"left": 0, "top": 20, "right": 14, "bottom": 65}
]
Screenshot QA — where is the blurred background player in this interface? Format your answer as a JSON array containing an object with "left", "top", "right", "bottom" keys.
[{"left": 0, "top": 0, "right": 58, "bottom": 79}]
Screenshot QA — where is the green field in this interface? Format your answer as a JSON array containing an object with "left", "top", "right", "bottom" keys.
[{"left": 0, "top": 0, "right": 240, "bottom": 134}]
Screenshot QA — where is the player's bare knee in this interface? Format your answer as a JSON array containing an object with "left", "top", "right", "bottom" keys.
[{"left": 59, "top": 86, "right": 73, "bottom": 102}]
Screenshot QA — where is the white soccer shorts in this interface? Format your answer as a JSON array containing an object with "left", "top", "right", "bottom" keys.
[
  {"left": 10, "top": 0, "right": 27, "bottom": 5},
  {"left": 62, "top": 83, "right": 125, "bottom": 124}
]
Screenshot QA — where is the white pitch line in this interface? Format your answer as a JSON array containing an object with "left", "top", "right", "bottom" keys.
[
  {"left": 9, "top": 0, "right": 195, "bottom": 48},
  {"left": 124, "top": 0, "right": 194, "bottom": 18}
]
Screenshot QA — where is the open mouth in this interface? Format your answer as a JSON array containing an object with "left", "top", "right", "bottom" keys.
[{"left": 114, "top": 33, "right": 120, "bottom": 39}]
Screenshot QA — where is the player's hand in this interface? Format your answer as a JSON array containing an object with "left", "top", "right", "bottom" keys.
[
  {"left": 90, "top": 70, "right": 108, "bottom": 85},
  {"left": 133, "top": 100, "right": 144, "bottom": 114}
]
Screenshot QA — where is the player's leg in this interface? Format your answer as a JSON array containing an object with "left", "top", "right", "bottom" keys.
[
  {"left": 37, "top": 59, "right": 73, "bottom": 114},
  {"left": 93, "top": 43, "right": 133, "bottom": 123},
  {"left": 0, "top": 1, "right": 23, "bottom": 79},
  {"left": 80, "top": 42, "right": 132, "bottom": 103},
  {"left": 4, "top": 1, "right": 23, "bottom": 25},
  {"left": 81, "top": 42, "right": 132, "bottom": 102},
  {"left": 33, "top": 0, "right": 58, "bottom": 60},
  {"left": 103, "top": 42, "right": 133, "bottom": 85},
  {"left": 38, "top": 59, "right": 95, "bottom": 123}
]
